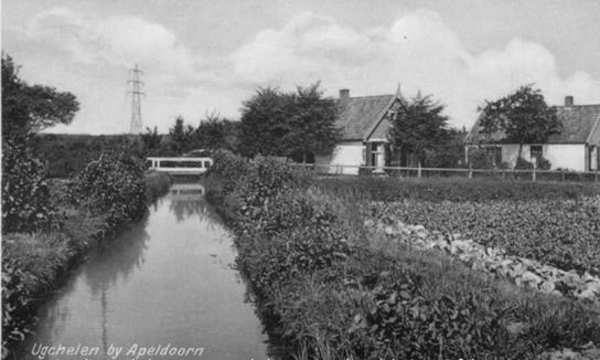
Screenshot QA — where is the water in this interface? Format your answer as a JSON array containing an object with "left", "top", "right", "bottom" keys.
[{"left": 20, "top": 183, "right": 269, "bottom": 360}]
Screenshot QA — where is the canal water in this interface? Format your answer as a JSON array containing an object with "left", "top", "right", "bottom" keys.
[{"left": 20, "top": 183, "right": 269, "bottom": 360}]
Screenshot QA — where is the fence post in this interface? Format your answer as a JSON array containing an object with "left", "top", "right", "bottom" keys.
[
  {"left": 561, "top": 169, "right": 565, "bottom": 182},
  {"left": 532, "top": 166, "right": 536, "bottom": 182}
]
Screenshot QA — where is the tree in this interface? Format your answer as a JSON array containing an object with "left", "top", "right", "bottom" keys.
[
  {"left": 478, "top": 85, "right": 561, "bottom": 160},
  {"left": 387, "top": 92, "right": 450, "bottom": 167},
  {"left": 168, "top": 116, "right": 196, "bottom": 155},
  {"left": 2, "top": 53, "right": 79, "bottom": 141},
  {"left": 140, "top": 126, "right": 163, "bottom": 155},
  {"left": 239, "top": 82, "right": 339, "bottom": 160},
  {"left": 196, "top": 111, "right": 239, "bottom": 151},
  {"left": 284, "top": 83, "right": 340, "bottom": 163}
]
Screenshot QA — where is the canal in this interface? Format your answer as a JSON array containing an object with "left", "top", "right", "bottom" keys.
[{"left": 19, "top": 183, "right": 268, "bottom": 360}]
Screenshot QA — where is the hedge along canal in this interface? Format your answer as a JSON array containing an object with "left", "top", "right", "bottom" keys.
[{"left": 17, "top": 183, "right": 268, "bottom": 360}]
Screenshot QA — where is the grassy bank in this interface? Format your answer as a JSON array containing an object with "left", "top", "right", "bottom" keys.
[
  {"left": 1, "top": 170, "right": 172, "bottom": 358},
  {"left": 206, "top": 151, "right": 600, "bottom": 360}
]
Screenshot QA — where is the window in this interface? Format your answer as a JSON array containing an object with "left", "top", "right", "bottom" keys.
[{"left": 530, "top": 145, "right": 543, "bottom": 159}]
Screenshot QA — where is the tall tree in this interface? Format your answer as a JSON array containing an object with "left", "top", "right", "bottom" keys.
[
  {"left": 387, "top": 92, "right": 450, "bottom": 167},
  {"left": 240, "top": 87, "right": 295, "bottom": 157},
  {"left": 168, "top": 116, "right": 195, "bottom": 155},
  {"left": 2, "top": 53, "right": 79, "bottom": 141},
  {"left": 478, "top": 85, "right": 561, "bottom": 159},
  {"left": 239, "top": 82, "right": 339, "bottom": 160},
  {"left": 284, "top": 83, "right": 340, "bottom": 163}
]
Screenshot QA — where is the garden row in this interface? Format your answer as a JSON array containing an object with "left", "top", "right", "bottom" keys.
[
  {"left": 365, "top": 198, "right": 600, "bottom": 277},
  {"left": 206, "top": 151, "right": 600, "bottom": 360},
  {"left": 1, "top": 145, "right": 172, "bottom": 359},
  {"left": 316, "top": 176, "right": 600, "bottom": 203}
]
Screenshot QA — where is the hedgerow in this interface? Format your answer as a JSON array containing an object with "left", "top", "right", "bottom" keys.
[
  {"left": 206, "top": 153, "right": 600, "bottom": 359},
  {"left": 67, "top": 146, "right": 148, "bottom": 230},
  {"left": 1, "top": 140, "right": 59, "bottom": 234}
]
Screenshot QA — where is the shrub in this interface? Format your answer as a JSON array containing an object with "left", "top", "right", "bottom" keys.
[
  {"left": 536, "top": 156, "right": 552, "bottom": 170},
  {"left": 1, "top": 140, "right": 57, "bottom": 234},
  {"left": 515, "top": 156, "right": 534, "bottom": 170},
  {"left": 67, "top": 145, "right": 147, "bottom": 230},
  {"left": 468, "top": 147, "right": 494, "bottom": 170}
]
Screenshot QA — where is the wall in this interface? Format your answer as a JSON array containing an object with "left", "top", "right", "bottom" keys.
[
  {"left": 501, "top": 144, "right": 587, "bottom": 171},
  {"left": 315, "top": 141, "right": 364, "bottom": 175}
]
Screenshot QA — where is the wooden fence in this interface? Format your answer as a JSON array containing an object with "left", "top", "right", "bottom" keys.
[{"left": 288, "top": 163, "right": 600, "bottom": 183}]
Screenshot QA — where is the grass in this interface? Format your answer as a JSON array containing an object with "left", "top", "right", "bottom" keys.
[{"left": 205, "top": 153, "right": 600, "bottom": 359}]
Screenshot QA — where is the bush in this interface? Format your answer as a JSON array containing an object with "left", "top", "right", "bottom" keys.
[
  {"left": 1, "top": 140, "right": 58, "bottom": 234},
  {"left": 536, "top": 156, "right": 552, "bottom": 170},
  {"left": 468, "top": 147, "right": 494, "bottom": 170},
  {"left": 67, "top": 145, "right": 147, "bottom": 230},
  {"left": 515, "top": 156, "right": 534, "bottom": 170}
]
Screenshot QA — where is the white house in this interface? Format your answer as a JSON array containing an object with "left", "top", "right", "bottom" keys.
[
  {"left": 315, "top": 88, "right": 404, "bottom": 175},
  {"left": 464, "top": 96, "right": 600, "bottom": 172}
]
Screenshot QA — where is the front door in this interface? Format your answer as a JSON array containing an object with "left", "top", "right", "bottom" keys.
[{"left": 370, "top": 142, "right": 385, "bottom": 172}]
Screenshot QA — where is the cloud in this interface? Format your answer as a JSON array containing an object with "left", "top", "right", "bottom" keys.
[
  {"left": 27, "top": 7, "right": 197, "bottom": 77},
  {"left": 230, "top": 10, "right": 600, "bottom": 128}
]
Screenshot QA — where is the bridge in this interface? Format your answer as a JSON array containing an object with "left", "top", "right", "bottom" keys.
[{"left": 146, "top": 157, "right": 213, "bottom": 176}]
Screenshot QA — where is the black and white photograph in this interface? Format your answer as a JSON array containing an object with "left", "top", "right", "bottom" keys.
[{"left": 2, "top": 0, "right": 600, "bottom": 359}]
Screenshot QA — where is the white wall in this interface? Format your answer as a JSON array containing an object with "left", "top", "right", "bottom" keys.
[
  {"left": 501, "top": 144, "right": 587, "bottom": 171},
  {"left": 315, "top": 141, "right": 363, "bottom": 175}
]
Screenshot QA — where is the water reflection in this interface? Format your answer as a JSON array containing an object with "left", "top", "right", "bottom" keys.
[{"left": 18, "top": 182, "right": 268, "bottom": 360}]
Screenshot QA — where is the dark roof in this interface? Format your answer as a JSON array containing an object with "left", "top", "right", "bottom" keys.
[
  {"left": 465, "top": 104, "right": 600, "bottom": 144},
  {"left": 335, "top": 95, "right": 396, "bottom": 141}
]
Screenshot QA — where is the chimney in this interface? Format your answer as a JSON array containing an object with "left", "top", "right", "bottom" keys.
[
  {"left": 339, "top": 89, "right": 350, "bottom": 100},
  {"left": 565, "top": 95, "right": 574, "bottom": 107}
]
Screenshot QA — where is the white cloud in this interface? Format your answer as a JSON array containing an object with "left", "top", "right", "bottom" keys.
[
  {"left": 27, "top": 7, "right": 197, "bottom": 77},
  {"left": 230, "top": 10, "right": 600, "bottom": 128},
  {"left": 8, "top": 7, "right": 600, "bottom": 134}
]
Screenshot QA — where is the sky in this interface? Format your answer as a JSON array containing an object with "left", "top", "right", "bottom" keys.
[{"left": 2, "top": 0, "right": 600, "bottom": 134}]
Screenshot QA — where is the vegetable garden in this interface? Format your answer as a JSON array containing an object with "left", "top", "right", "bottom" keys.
[{"left": 206, "top": 151, "right": 600, "bottom": 360}]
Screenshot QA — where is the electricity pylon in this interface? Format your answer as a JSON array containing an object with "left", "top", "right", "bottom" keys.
[{"left": 128, "top": 64, "right": 146, "bottom": 134}]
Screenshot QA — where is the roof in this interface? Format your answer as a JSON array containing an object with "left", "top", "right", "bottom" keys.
[
  {"left": 335, "top": 95, "right": 398, "bottom": 141},
  {"left": 465, "top": 104, "right": 600, "bottom": 144}
]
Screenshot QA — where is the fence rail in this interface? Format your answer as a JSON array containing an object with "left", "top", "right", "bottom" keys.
[{"left": 288, "top": 163, "right": 600, "bottom": 182}]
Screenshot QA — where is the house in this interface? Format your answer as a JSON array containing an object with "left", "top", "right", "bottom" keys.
[
  {"left": 464, "top": 96, "right": 600, "bottom": 172},
  {"left": 315, "top": 87, "right": 405, "bottom": 175}
]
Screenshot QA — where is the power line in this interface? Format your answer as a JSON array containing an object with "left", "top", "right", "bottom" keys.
[{"left": 128, "top": 64, "right": 146, "bottom": 134}]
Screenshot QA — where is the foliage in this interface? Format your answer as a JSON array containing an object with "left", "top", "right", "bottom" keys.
[
  {"left": 2, "top": 53, "right": 79, "bottom": 142},
  {"left": 536, "top": 156, "right": 552, "bottom": 170},
  {"left": 515, "top": 156, "right": 534, "bottom": 170},
  {"left": 372, "top": 196, "right": 600, "bottom": 276},
  {"left": 67, "top": 144, "right": 148, "bottom": 230},
  {"left": 196, "top": 111, "right": 240, "bottom": 151},
  {"left": 316, "top": 176, "right": 599, "bottom": 203},
  {"left": 1, "top": 140, "right": 58, "bottom": 234},
  {"left": 478, "top": 85, "right": 561, "bottom": 159},
  {"left": 167, "top": 116, "right": 196, "bottom": 155},
  {"left": 140, "top": 126, "right": 163, "bottom": 156},
  {"left": 239, "top": 82, "right": 340, "bottom": 159},
  {"left": 206, "top": 153, "right": 600, "bottom": 359},
  {"left": 387, "top": 92, "right": 450, "bottom": 166},
  {"left": 467, "top": 147, "right": 495, "bottom": 170}
]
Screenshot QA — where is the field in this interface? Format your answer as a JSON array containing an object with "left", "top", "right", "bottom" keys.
[{"left": 206, "top": 151, "right": 600, "bottom": 360}]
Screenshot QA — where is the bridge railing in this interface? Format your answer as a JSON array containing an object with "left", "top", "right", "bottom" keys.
[{"left": 146, "top": 157, "right": 213, "bottom": 175}]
